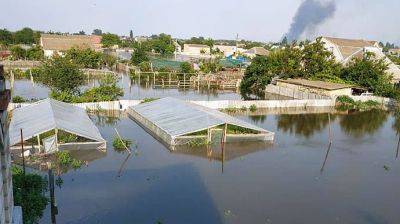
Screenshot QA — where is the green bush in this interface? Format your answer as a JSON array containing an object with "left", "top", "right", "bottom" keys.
[
  {"left": 249, "top": 104, "right": 257, "bottom": 112},
  {"left": 112, "top": 137, "right": 132, "bottom": 151},
  {"left": 12, "top": 95, "right": 26, "bottom": 103},
  {"left": 12, "top": 166, "right": 49, "bottom": 224},
  {"left": 336, "top": 95, "right": 355, "bottom": 104}
]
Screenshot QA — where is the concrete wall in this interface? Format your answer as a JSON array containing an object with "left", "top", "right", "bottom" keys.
[
  {"left": 9, "top": 98, "right": 336, "bottom": 112},
  {"left": 266, "top": 84, "right": 332, "bottom": 100},
  {"left": 274, "top": 82, "right": 352, "bottom": 98}
]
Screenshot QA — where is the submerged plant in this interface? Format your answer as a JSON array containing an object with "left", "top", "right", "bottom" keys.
[
  {"left": 54, "top": 151, "right": 83, "bottom": 170},
  {"left": 187, "top": 138, "right": 209, "bottom": 147},
  {"left": 141, "top": 98, "right": 159, "bottom": 104},
  {"left": 113, "top": 137, "right": 133, "bottom": 151},
  {"left": 249, "top": 104, "right": 257, "bottom": 112}
]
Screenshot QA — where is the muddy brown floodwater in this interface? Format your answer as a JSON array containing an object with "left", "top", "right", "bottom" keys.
[{"left": 29, "top": 109, "right": 400, "bottom": 224}]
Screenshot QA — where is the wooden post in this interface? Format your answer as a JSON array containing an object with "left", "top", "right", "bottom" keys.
[
  {"left": 37, "top": 135, "right": 41, "bottom": 152},
  {"left": 20, "top": 129, "right": 26, "bottom": 175},
  {"left": 207, "top": 128, "right": 211, "bottom": 144},
  {"left": 48, "top": 169, "right": 57, "bottom": 224},
  {"left": 328, "top": 113, "right": 332, "bottom": 144},
  {"left": 183, "top": 73, "right": 186, "bottom": 89},
  {"left": 168, "top": 73, "right": 171, "bottom": 86},
  {"left": 55, "top": 128, "right": 59, "bottom": 151},
  {"left": 153, "top": 72, "right": 156, "bottom": 86}
]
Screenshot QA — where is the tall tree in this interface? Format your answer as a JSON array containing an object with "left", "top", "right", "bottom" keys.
[
  {"left": 0, "top": 29, "right": 13, "bottom": 45},
  {"left": 129, "top": 30, "right": 134, "bottom": 39},
  {"left": 14, "top": 27, "right": 35, "bottom": 44},
  {"left": 101, "top": 33, "right": 121, "bottom": 47},
  {"left": 92, "top": 29, "right": 102, "bottom": 35}
]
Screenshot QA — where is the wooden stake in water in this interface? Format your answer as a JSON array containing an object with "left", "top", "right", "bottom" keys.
[{"left": 114, "top": 128, "right": 131, "bottom": 154}]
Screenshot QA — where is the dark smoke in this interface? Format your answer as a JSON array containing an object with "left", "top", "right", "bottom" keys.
[{"left": 285, "top": 0, "right": 336, "bottom": 42}]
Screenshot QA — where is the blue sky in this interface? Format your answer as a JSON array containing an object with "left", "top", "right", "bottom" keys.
[{"left": 1, "top": 0, "right": 399, "bottom": 44}]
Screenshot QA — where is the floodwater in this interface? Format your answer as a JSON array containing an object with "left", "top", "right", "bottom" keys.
[
  {"left": 6, "top": 74, "right": 243, "bottom": 101},
  {"left": 34, "top": 109, "right": 400, "bottom": 224}
]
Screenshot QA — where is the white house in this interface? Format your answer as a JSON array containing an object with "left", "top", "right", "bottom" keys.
[
  {"left": 183, "top": 44, "right": 210, "bottom": 56},
  {"left": 213, "top": 45, "right": 244, "bottom": 57},
  {"left": 321, "top": 37, "right": 400, "bottom": 83},
  {"left": 40, "top": 34, "right": 102, "bottom": 57}
]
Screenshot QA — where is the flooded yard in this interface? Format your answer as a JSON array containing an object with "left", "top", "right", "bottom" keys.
[{"left": 31, "top": 110, "right": 400, "bottom": 224}]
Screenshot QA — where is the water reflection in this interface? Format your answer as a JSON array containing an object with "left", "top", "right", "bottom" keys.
[
  {"left": 339, "top": 110, "right": 388, "bottom": 138},
  {"left": 277, "top": 113, "right": 333, "bottom": 138}
]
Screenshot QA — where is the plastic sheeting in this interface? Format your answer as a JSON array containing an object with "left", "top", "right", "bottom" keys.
[
  {"left": 130, "top": 97, "right": 270, "bottom": 137},
  {"left": 9, "top": 98, "right": 105, "bottom": 146}
]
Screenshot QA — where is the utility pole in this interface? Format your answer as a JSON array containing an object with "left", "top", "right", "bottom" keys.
[{"left": 20, "top": 129, "right": 25, "bottom": 175}]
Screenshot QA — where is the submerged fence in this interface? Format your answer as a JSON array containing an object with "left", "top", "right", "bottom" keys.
[{"left": 265, "top": 84, "right": 331, "bottom": 100}]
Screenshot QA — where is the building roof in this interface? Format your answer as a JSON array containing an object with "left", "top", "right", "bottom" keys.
[
  {"left": 323, "top": 37, "right": 377, "bottom": 48},
  {"left": 40, "top": 34, "right": 102, "bottom": 51},
  {"left": 322, "top": 37, "right": 378, "bottom": 61},
  {"left": 244, "top": 47, "right": 269, "bottom": 56},
  {"left": 276, "top": 79, "right": 353, "bottom": 91},
  {"left": 129, "top": 97, "right": 269, "bottom": 138},
  {"left": 9, "top": 98, "right": 105, "bottom": 146},
  {"left": 184, "top": 44, "right": 209, "bottom": 48}
]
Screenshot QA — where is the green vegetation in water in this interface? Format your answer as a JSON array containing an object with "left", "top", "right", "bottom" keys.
[
  {"left": 187, "top": 138, "right": 209, "bottom": 147},
  {"left": 240, "top": 106, "right": 247, "bottom": 111},
  {"left": 225, "top": 106, "right": 238, "bottom": 113},
  {"left": 54, "top": 151, "right": 83, "bottom": 170},
  {"left": 226, "top": 124, "right": 259, "bottom": 134},
  {"left": 12, "top": 166, "right": 49, "bottom": 224},
  {"left": 335, "top": 95, "right": 382, "bottom": 111},
  {"left": 12, "top": 95, "right": 26, "bottom": 103},
  {"left": 112, "top": 137, "right": 133, "bottom": 152},
  {"left": 249, "top": 104, "right": 257, "bottom": 112},
  {"left": 141, "top": 98, "right": 160, "bottom": 104}
]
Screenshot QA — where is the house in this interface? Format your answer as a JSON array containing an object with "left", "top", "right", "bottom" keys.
[
  {"left": 243, "top": 47, "right": 269, "bottom": 58},
  {"left": 40, "top": 34, "right": 102, "bottom": 57},
  {"left": 275, "top": 78, "right": 354, "bottom": 97},
  {"left": 213, "top": 45, "right": 240, "bottom": 57},
  {"left": 321, "top": 37, "right": 400, "bottom": 83},
  {"left": 183, "top": 44, "right": 210, "bottom": 56},
  {"left": 389, "top": 48, "right": 400, "bottom": 55}
]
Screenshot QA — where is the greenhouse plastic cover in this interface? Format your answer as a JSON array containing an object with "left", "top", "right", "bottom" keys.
[
  {"left": 130, "top": 97, "right": 269, "bottom": 137},
  {"left": 9, "top": 98, "right": 105, "bottom": 146}
]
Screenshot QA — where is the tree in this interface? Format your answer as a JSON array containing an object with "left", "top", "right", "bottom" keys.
[
  {"left": 301, "top": 37, "right": 341, "bottom": 79},
  {"left": 35, "top": 56, "right": 85, "bottom": 93},
  {"left": 26, "top": 46, "right": 44, "bottom": 60},
  {"left": 341, "top": 52, "right": 397, "bottom": 98},
  {"left": 14, "top": 27, "right": 35, "bottom": 44},
  {"left": 101, "top": 53, "right": 117, "bottom": 68},
  {"left": 64, "top": 47, "right": 103, "bottom": 69},
  {"left": 149, "top": 33, "right": 175, "bottom": 55},
  {"left": 92, "top": 29, "right": 102, "bottom": 35},
  {"left": 180, "top": 62, "right": 195, "bottom": 73},
  {"left": 101, "top": 33, "right": 121, "bottom": 47},
  {"left": 240, "top": 56, "right": 276, "bottom": 96},
  {"left": 281, "top": 36, "right": 288, "bottom": 46},
  {"left": 130, "top": 30, "right": 134, "bottom": 39},
  {"left": 10, "top": 45, "right": 26, "bottom": 60},
  {"left": 130, "top": 46, "right": 149, "bottom": 65},
  {"left": 0, "top": 29, "right": 13, "bottom": 45}
]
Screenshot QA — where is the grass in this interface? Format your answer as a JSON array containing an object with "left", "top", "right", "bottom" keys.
[
  {"left": 141, "top": 98, "right": 160, "bottom": 104},
  {"left": 335, "top": 95, "right": 382, "bottom": 111},
  {"left": 112, "top": 137, "right": 133, "bottom": 151},
  {"left": 225, "top": 106, "right": 238, "bottom": 113}
]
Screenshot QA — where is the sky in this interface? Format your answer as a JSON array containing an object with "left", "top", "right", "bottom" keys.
[{"left": 1, "top": 0, "right": 399, "bottom": 44}]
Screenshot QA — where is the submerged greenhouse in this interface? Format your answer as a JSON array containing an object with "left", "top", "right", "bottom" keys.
[
  {"left": 127, "top": 97, "right": 274, "bottom": 148},
  {"left": 9, "top": 98, "right": 106, "bottom": 154}
]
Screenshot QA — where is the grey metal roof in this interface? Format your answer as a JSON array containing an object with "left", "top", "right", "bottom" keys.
[
  {"left": 9, "top": 98, "right": 105, "bottom": 146},
  {"left": 130, "top": 97, "right": 269, "bottom": 137}
]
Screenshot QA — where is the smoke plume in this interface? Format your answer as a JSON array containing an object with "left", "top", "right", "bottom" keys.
[{"left": 285, "top": 0, "right": 336, "bottom": 41}]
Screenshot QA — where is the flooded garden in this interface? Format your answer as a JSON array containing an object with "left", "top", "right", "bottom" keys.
[
  {"left": 13, "top": 109, "right": 396, "bottom": 224},
  {"left": 7, "top": 73, "right": 400, "bottom": 224}
]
